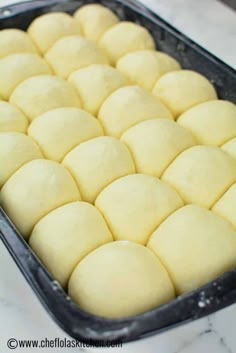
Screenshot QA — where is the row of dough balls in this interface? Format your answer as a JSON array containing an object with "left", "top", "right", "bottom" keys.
[
  {"left": 1, "top": 139, "right": 235, "bottom": 317},
  {"left": 2, "top": 109, "right": 236, "bottom": 211},
  {"left": 0, "top": 27, "right": 234, "bottom": 146},
  {"left": 30, "top": 201, "right": 235, "bottom": 317},
  {"left": 1, "top": 73, "right": 236, "bottom": 167},
  {"left": 0, "top": 4, "right": 219, "bottom": 122},
  {"left": 2, "top": 97, "right": 236, "bottom": 157},
  {"left": 0, "top": 27, "right": 233, "bottom": 154},
  {"left": 2, "top": 94, "right": 236, "bottom": 200},
  {"left": 0, "top": 64, "right": 235, "bottom": 146},
  {"left": 1, "top": 66, "right": 234, "bottom": 141},
  {"left": 1, "top": 157, "right": 236, "bottom": 318},
  {"left": 0, "top": 5, "right": 234, "bottom": 153},
  {"left": 1, "top": 111, "right": 236, "bottom": 246},
  {"left": 0, "top": 35, "right": 208, "bottom": 123},
  {"left": 1, "top": 103, "right": 236, "bottom": 231}
]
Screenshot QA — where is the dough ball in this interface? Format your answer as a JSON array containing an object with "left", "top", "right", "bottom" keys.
[
  {"left": 28, "top": 107, "right": 103, "bottom": 162},
  {"left": 63, "top": 136, "right": 135, "bottom": 203},
  {"left": 178, "top": 100, "right": 236, "bottom": 146},
  {"left": 29, "top": 201, "right": 113, "bottom": 287},
  {"left": 0, "top": 132, "right": 42, "bottom": 188},
  {"left": 28, "top": 12, "right": 81, "bottom": 53},
  {"left": 147, "top": 205, "right": 236, "bottom": 294},
  {"left": 0, "top": 101, "right": 28, "bottom": 133},
  {"left": 68, "top": 241, "right": 175, "bottom": 318},
  {"left": 99, "top": 22, "right": 156, "bottom": 64},
  {"left": 162, "top": 145, "right": 236, "bottom": 208},
  {"left": 0, "top": 53, "right": 51, "bottom": 100},
  {"left": 121, "top": 119, "right": 196, "bottom": 178},
  {"left": 0, "top": 29, "right": 38, "bottom": 59},
  {"left": 1, "top": 159, "right": 81, "bottom": 238},
  {"left": 69, "top": 64, "right": 128, "bottom": 115},
  {"left": 74, "top": 4, "right": 119, "bottom": 42},
  {"left": 117, "top": 50, "right": 181, "bottom": 91},
  {"left": 95, "top": 174, "right": 183, "bottom": 244},
  {"left": 212, "top": 183, "right": 236, "bottom": 229},
  {"left": 10, "top": 75, "right": 81, "bottom": 121},
  {"left": 98, "top": 86, "right": 173, "bottom": 138},
  {"left": 153, "top": 70, "right": 217, "bottom": 118},
  {"left": 45, "top": 36, "right": 109, "bottom": 79},
  {"left": 222, "top": 138, "right": 236, "bottom": 160}
]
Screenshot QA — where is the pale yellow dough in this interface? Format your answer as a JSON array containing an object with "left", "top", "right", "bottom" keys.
[
  {"left": 0, "top": 132, "right": 42, "bottom": 188},
  {"left": 162, "top": 145, "right": 236, "bottom": 208},
  {"left": 29, "top": 201, "right": 113, "bottom": 287},
  {"left": 95, "top": 174, "right": 183, "bottom": 244},
  {"left": 121, "top": 119, "right": 196, "bottom": 178},
  {"left": 10, "top": 75, "right": 81, "bottom": 121},
  {"left": 45, "top": 36, "right": 109, "bottom": 79},
  {"left": 28, "top": 12, "right": 81, "bottom": 53},
  {"left": 98, "top": 85, "right": 173, "bottom": 138},
  {"left": 178, "top": 100, "right": 236, "bottom": 146},
  {"left": 99, "top": 22, "right": 156, "bottom": 64},
  {"left": 212, "top": 183, "right": 236, "bottom": 229},
  {"left": 63, "top": 136, "right": 135, "bottom": 203},
  {"left": 117, "top": 50, "right": 181, "bottom": 91},
  {"left": 74, "top": 4, "right": 119, "bottom": 42},
  {"left": 222, "top": 138, "right": 236, "bottom": 160},
  {"left": 0, "top": 53, "right": 51, "bottom": 100},
  {"left": 0, "top": 29, "right": 38, "bottom": 59},
  {"left": 28, "top": 107, "right": 103, "bottom": 162},
  {"left": 0, "top": 101, "right": 28, "bottom": 133},
  {"left": 68, "top": 241, "right": 175, "bottom": 318},
  {"left": 1, "top": 159, "right": 81, "bottom": 238},
  {"left": 153, "top": 70, "right": 217, "bottom": 118},
  {"left": 69, "top": 64, "right": 128, "bottom": 115},
  {"left": 147, "top": 205, "right": 236, "bottom": 294}
]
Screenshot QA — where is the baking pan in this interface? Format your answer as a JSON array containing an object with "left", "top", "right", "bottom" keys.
[{"left": 0, "top": 0, "right": 236, "bottom": 344}]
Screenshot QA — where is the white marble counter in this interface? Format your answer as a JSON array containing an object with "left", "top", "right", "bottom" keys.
[{"left": 0, "top": 1, "right": 236, "bottom": 352}]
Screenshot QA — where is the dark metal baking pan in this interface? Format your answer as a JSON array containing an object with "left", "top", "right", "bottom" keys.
[{"left": 0, "top": 0, "right": 236, "bottom": 344}]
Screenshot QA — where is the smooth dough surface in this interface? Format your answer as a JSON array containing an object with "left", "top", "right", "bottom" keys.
[
  {"left": 153, "top": 70, "right": 217, "bottom": 118},
  {"left": 0, "top": 53, "right": 51, "bottom": 99},
  {"left": 121, "top": 119, "right": 196, "bottom": 178},
  {"left": 69, "top": 64, "right": 128, "bottom": 115},
  {"left": 10, "top": 75, "right": 81, "bottom": 121},
  {"left": 29, "top": 201, "right": 113, "bottom": 287},
  {"left": 98, "top": 85, "right": 173, "bottom": 138},
  {"left": 178, "top": 100, "right": 236, "bottom": 146},
  {"left": 0, "top": 29, "right": 38, "bottom": 59},
  {"left": 45, "top": 36, "right": 109, "bottom": 79},
  {"left": 0, "top": 101, "right": 28, "bottom": 133},
  {"left": 0, "top": 132, "right": 42, "bottom": 188},
  {"left": 28, "top": 107, "right": 103, "bottom": 161},
  {"left": 147, "top": 205, "right": 236, "bottom": 294},
  {"left": 28, "top": 12, "right": 81, "bottom": 53},
  {"left": 63, "top": 136, "right": 135, "bottom": 203},
  {"left": 162, "top": 145, "right": 236, "bottom": 208},
  {"left": 95, "top": 174, "right": 184, "bottom": 244},
  {"left": 117, "top": 50, "right": 181, "bottom": 91},
  {"left": 1, "top": 159, "right": 81, "bottom": 238},
  {"left": 74, "top": 4, "right": 119, "bottom": 42},
  {"left": 222, "top": 138, "right": 236, "bottom": 160},
  {"left": 68, "top": 241, "right": 175, "bottom": 318},
  {"left": 212, "top": 183, "right": 236, "bottom": 229},
  {"left": 99, "top": 22, "right": 156, "bottom": 64}
]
